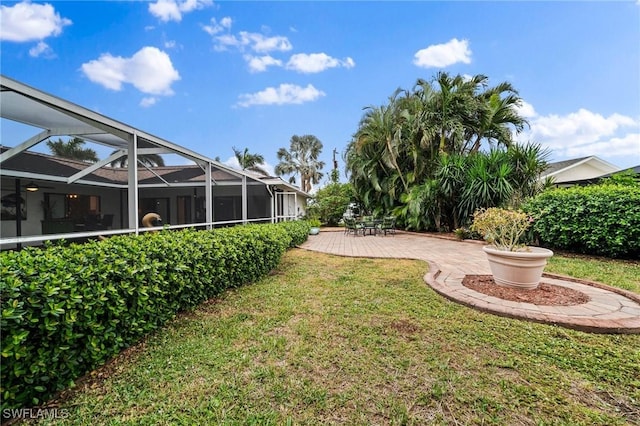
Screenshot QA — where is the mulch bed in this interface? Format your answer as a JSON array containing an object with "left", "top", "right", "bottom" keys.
[{"left": 462, "top": 275, "right": 591, "bottom": 306}]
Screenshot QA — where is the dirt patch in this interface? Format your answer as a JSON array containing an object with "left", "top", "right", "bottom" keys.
[
  {"left": 462, "top": 275, "right": 590, "bottom": 306},
  {"left": 389, "top": 319, "right": 420, "bottom": 334}
]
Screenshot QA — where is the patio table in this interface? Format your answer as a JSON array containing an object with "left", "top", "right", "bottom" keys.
[{"left": 361, "top": 219, "right": 382, "bottom": 235}]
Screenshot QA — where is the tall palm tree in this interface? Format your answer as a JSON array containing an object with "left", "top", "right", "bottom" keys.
[
  {"left": 46, "top": 137, "right": 98, "bottom": 163},
  {"left": 465, "top": 82, "right": 528, "bottom": 153},
  {"left": 232, "top": 147, "right": 269, "bottom": 176},
  {"left": 109, "top": 151, "right": 165, "bottom": 168},
  {"left": 355, "top": 93, "right": 408, "bottom": 192},
  {"left": 275, "top": 135, "right": 325, "bottom": 193},
  {"left": 346, "top": 72, "right": 537, "bottom": 231}
]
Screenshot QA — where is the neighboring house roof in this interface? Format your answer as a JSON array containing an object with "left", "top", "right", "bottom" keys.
[
  {"left": 621, "top": 165, "right": 640, "bottom": 174},
  {"left": 560, "top": 164, "right": 640, "bottom": 186},
  {"left": 540, "top": 156, "right": 620, "bottom": 183},
  {"left": 542, "top": 157, "right": 590, "bottom": 176}
]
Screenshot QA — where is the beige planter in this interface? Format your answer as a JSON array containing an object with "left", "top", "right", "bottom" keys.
[{"left": 482, "top": 246, "right": 554, "bottom": 290}]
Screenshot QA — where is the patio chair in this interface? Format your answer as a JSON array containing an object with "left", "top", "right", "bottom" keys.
[
  {"left": 344, "top": 217, "right": 364, "bottom": 236},
  {"left": 362, "top": 215, "right": 378, "bottom": 235},
  {"left": 101, "top": 214, "right": 114, "bottom": 229},
  {"left": 378, "top": 216, "right": 396, "bottom": 236}
]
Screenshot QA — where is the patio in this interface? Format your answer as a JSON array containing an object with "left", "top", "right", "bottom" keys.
[{"left": 300, "top": 229, "right": 640, "bottom": 334}]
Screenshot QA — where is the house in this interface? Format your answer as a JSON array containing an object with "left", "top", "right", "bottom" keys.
[
  {"left": 0, "top": 75, "right": 309, "bottom": 250},
  {"left": 556, "top": 164, "right": 640, "bottom": 186},
  {"left": 540, "top": 156, "right": 621, "bottom": 186}
]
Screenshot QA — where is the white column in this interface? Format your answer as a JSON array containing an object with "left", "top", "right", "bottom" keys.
[
  {"left": 241, "top": 175, "right": 248, "bottom": 224},
  {"left": 127, "top": 133, "right": 139, "bottom": 234},
  {"left": 205, "top": 162, "right": 213, "bottom": 229}
]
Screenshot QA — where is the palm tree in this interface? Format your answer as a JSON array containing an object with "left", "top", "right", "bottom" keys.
[
  {"left": 345, "top": 72, "right": 538, "bottom": 232},
  {"left": 109, "top": 151, "right": 165, "bottom": 168},
  {"left": 355, "top": 93, "right": 408, "bottom": 192},
  {"left": 275, "top": 135, "right": 325, "bottom": 193},
  {"left": 46, "top": 137, "right": 98, "bottom": 163},
  {"left": 465, "top": 82, "right": 528, "bottom": 153},
  {"left": 232, "top": 147, "right": 269, "bottom": 176}
]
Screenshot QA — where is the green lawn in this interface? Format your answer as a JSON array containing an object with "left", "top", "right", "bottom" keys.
[
  {"left": 546, "top": 253, "right": 640, "bottom": 294},
  {"left": 38, "top": 250, "right": 639, "bottom": 425}
]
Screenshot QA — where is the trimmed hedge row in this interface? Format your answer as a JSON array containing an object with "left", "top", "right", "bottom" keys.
[
  {"left": 278, "top": 219, "right": 311, "bottom": 247},
  {"left": 0, "top": 221, "right": 310, "bottom": 410},
  {"left": 524, "top": 184, "right": 640, "bottom": 258}
]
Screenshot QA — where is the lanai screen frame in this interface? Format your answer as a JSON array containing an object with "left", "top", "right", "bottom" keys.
[{"left": 0, "top": 75, "right": 298, "bottom": 248}]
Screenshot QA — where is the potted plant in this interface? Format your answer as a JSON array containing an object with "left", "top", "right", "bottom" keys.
[
  {"left": 471, "top": 207, "right": 553, "bottom": 290},
  {"left": 308, "top": 218, "right": 321, "bottom": 235}
]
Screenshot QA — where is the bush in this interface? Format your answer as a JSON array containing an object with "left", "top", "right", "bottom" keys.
[
  {"left": 0, "top": 221, "right": 307, "bottom": 410},
  {"left": 306, "top": 182, "right": 354, "bottom": 226},
  {"left": 278, "top": 220, "right": 311, "bottom": 246},
  {"left": 470, "top": 208, "right": 532, "bottom": 251},
  {"left": 523, "top": 183, "right": 640, "bottom": 258}
]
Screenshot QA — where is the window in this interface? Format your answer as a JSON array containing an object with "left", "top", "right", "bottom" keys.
[{"left": 43, "top": 193, "right": 101, "bottom": 220}]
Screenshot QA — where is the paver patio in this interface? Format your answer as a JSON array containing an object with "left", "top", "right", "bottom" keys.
[{"left": 299, "top": 230, "right": 640, "bottom": 334}]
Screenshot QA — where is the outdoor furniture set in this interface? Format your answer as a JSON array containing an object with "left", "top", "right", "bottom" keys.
[{"left": 344, "top": 216, "right": 396, "bottom": 236}]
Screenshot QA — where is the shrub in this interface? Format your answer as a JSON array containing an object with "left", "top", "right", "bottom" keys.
[
  {"left": 523, "top": 183, "right": 640, "bottom": 258},
  {"left": 307, "top": 218, "right": 321, "bottom": 228},
  {"left": 306, "top": 182, "right": 354, "bottom": 226},
  {"left": 471, "top": 208, "right": 532, "bottom": 251},
  {"left": 278, "top": 220, "right": 310, "bottom": 247},
  {"left": 0, "top": 222, "right": 307, "bottom": 410}
]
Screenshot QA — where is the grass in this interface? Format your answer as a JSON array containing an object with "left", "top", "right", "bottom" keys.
[
  {"left": 34, "top": 249, "right": 639, "bottom": 425},
  {"left": 546, "top": 252, "right": 640, "bottom": 294}
]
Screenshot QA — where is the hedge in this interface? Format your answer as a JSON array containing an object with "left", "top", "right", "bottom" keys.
[
  {"left": 524, "top": 183, "right": 640, "bottom": 258},
  {"left": 0, "top": 221, "right": 309, "bottom": 410}
]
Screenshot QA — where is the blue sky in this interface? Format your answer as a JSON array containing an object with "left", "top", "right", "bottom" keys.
[{"left": 1, "top": 0, "right": 639, "bottom": 185}]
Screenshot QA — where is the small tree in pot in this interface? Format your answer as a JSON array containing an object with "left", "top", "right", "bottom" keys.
[{"left": 472, "top": 208, "right": 553, "bottom": 290}]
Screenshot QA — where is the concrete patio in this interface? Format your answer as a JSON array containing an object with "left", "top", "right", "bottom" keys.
[{"left": 299, "top": 229, "right": 640, "bottom": 334}]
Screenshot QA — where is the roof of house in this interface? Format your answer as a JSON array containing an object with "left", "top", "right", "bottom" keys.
[
  {"left": 541, "top": 156, "right": 620, "bottom": 181},
  {"left": 560, "top": 164, "right": 640, "bottom": 185},
  {"left": 0, "top": 148, "right": 244, "bottom": 185},
  {"left": 543, "top": 157, "right": 590, "bottom": 176},
  {"left": 1, "top": 148, "right": 311, "bottom": 197},
  {"left": 1, "top": 75, "right": 310, "bottom": 196}
]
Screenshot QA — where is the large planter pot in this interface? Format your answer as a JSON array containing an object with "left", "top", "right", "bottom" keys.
[{"left": 482, "top": 246, "right": 554, "bottom": 290}]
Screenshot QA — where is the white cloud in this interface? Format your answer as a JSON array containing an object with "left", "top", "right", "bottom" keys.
[
  {"left": 223, "top": 156, "right": 275, "bottom": 176},
  {"left": 413, "top": 38, "right": 471, "bottom": 68},
  {"left": 28, "top": 41, "right": 53, "bottom": 58},
  {"left": 286, "top": 53, "right": 355, "bottom": 73},
  {"left": 236, "top": 83, "right": 325, "bottom": 107},
  {"left": 213, "top": 31, "right": 292, "bottom": 53},
  {"left": 530, "top": 109, "right": 634, "bottom": 144},
  {"left": 516, "top": 106, "right": 640, "bottom": 161},
  {"left": 245, "top": 32, "right": 292, "bottom": 53},
  {"left": 0, "top": 1, "right": 71, "bottom": 42},
  {"left": 515, "top": 100, "right": 537, "bottom": 118},
  {"left": 164, "top": 40, "right": 177, "bottom": 49},
  {"left": 565, "top": 133, "right": 640, "bottom": 158},
  {"left": 224, "top": 156, "right": 241, "bottom": 169},
  {"left": 81, "top": 46, "right": 180, "bottom": 95},
  {"left": 203, "top": 16, "right": 232, "bottom": 35},
  {"left": 149, "top": 0, "right": 212, "bottom": 23},
  {"left": 140, "top": 97, "right": 158, "bottom": 108},
  {"left": 244, "top": 55, "right": 282, "bottom": 73}
]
